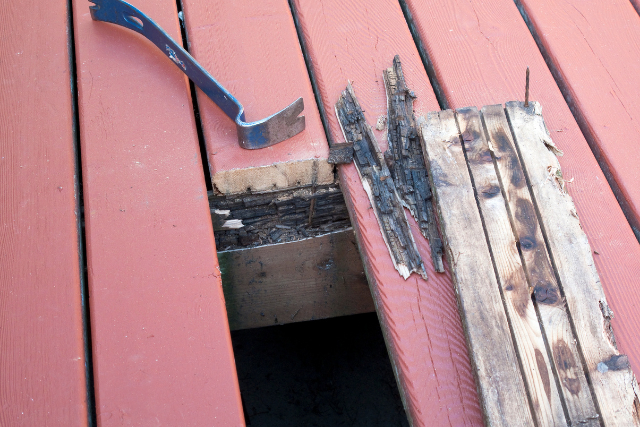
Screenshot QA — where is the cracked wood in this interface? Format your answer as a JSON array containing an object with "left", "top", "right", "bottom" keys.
[
  {"left": 336, "top": 83, "right": 426, "bottom": 280},
  {"left": 383, "top": 56, "right": 444, "bottom": 272}
]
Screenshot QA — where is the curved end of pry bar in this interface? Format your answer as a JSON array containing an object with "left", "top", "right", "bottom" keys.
[{"left": 237, "top": 98, "right": 305, "bottom": 149}]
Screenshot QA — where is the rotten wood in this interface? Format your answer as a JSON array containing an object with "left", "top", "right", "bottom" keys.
[
  {"left": 458, "top": 107, "right": 567, "bottom": 426},
  {"left": 336, "top": 84, "right": 426, "bottom": 280},
  {"left": 505, "top": 101, "right": 640, "bottom": 426},
  {"left": 209, "top": 184, "right": 351, "bottom": 250},
  {"left": 481, "top": 104, "right": 598, "bottom": 424},
  {"left": 421, "top": 109, "right": 533, "bottom": 427},
  {"left": 383, "top": 56, "right": 444, "bottom": 272},
  {"left": 219, "top": 230, "right": 373, "bottom": 330}
]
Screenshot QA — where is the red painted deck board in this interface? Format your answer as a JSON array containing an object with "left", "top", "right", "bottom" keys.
[
  {"left": 292, "top": 1, "right": 484, "bottom": 425},
  {"left": 0, "top": 0, "right": 87, "bottom": 425},
  {"left": 71, "top": 0, "right": 244, "bottom": 425},
  {"left": 181, "top": 0, "right": 330, "bottom": 194},
  {"left": 516, "top": 0, "right": 640, "bottom": 235},
  {"left": 404, "top": 0, "right": 640, "bottom": 377}
]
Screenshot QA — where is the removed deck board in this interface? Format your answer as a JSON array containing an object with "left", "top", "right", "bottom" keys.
[
  {"left": 180, "top": 0, "right": 332, "bottom": 195},
  {"left": 291, "top": 0, "right": 484, "bottom": 425},
  {"left": 421, "top": 103, "right": 640, "bottom": 426},
  {"left": 422, "top": 110, "right": 533, "bottom": 427},
  {"left": 403, "top": 0, "right": 640, "bottom": 381},
  {"left": 72, "top": 0, "right": 244, "bottom": 424},
  {"left": 220, "top": 230, "right": 373, "bottom": 330},
  {"left": 0, "top": 0, "right": 87, "bottom": 424}
]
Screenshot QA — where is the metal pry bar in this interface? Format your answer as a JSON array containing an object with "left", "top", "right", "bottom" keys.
[{"left": 88, "top": 0, "right": 306, "bottom": 149}]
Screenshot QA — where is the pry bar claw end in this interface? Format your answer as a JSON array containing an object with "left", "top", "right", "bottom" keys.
[{"left": 88, "top": 0, "right": 305, "bottom": 149}]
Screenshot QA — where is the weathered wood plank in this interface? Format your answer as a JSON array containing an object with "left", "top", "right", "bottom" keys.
[
  {"left": 421, "top": 110, "right": 533, "bottom": 427},
  {"left": 219, "top": 230, "right": 373, "bottom": 330},
  {"left": 481, "top": 104, "right": 598, "bottom": 424},
  {"left": 0, "top": 0, "right": 87, "bottom": 424},
  {"left": 291, "top": 0, "right": 484, "bottom": 424},
  {"left": 72, "top": 0, "right": 244, "bottom": 424},
  {"left": 336, "top": 84, "right": 426, "bottom": 280},
  {"left": 383, "top": 56, "right": 443, "bottom": 272},
  {"left": 458, "top": 107, "right": 566, "bottom": 426},
  {"left": 506, "top": 101, "right": 640, "bottom": 426},
  {"left": 180, "top": 0, "right": 331, "bottom": 195},
  {"left": 403, "top": 0, "right": 640, "bottom": 379}
]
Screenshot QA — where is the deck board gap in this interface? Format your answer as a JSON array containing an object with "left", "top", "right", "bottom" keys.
[
  {"left": 175, "top": 0, "right": 213, "bottom": 192},
  {"left": 67, "top": 0, "right": 97, "bottom": 423}
]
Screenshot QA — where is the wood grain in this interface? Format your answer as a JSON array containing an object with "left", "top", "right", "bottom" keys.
[
  {"left": 458, "top": 107, "right": 567, "bottom": 426},
  {"left": 180, "top": 0, "right": 331, "bottom": 195},
  {"left": 292, "top": 0, "right": 484, "bottom": 425},
  {"left": 71, "top": 0, "right": 244, "bottom": 425},
  {"left": 422, "top": 110, "right": 533, "bottom": 427},
  {"left": 506, "top": 101, "right": 640, "bottom": 426},
  {"left": 514, "top": 0, "right": 640, "bottom": 237},
  {"left": 219, "top": 230, "right": 373, "bottom": 330},
  {"left": 403, "top": 0, "right": 640, "bottom": 380},
  {"left": 481, "top": 105, "right": 598, "bottom": 424},
  {"left": 0, "top": 0, "right": 87, "bottom": 425}
]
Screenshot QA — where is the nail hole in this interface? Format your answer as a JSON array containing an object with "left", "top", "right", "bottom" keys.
[{"left": 123, "top": 14, "right": 143, "bottom": 29}]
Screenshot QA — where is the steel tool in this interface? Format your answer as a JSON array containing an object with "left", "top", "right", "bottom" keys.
[{"left": 89, "top": 0, "right": 306, "bottom": 149}]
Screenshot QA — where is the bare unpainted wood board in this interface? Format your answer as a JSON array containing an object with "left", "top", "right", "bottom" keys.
[
  {"left": 481, "top": 105, "right": 598, "bottom": 425},
  {"left": 180, "top": 0, "right": 332, "bottom": 195},
  {"left": 336, "top": 84, "right": 426, "bottom": 280},
  {"left": 421, "top": 110, "right": 533, "bottom": 427},
  {"left": 506, "top": 101, "right": 640, "bottom": 426},
  {"left": 403, "top": 0, "right": 640, "bottom": 380},
  {"left": 457, "top": 107, "right": 567, "bottom": 426},
  {"left": 383, "top": 56, "right": 444, "bottom": 272},
  {"left": 219, "top": 230, "right": 373, "bottom": 330},
  {"left": 0, "top": 0, "right": 87, "bottom": 424}
]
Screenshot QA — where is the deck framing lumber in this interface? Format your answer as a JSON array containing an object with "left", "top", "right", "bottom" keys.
[
  {"left": 0, "top": 0, "right": 88, "bottom": 425},
  {"left": 220, "top": 230, "right": 373, "bottom": 330},
  {"left": 71, "top": 0, "right": 244, "bottom": 424}
]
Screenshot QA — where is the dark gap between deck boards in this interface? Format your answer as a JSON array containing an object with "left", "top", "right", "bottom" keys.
[
  {"left": 231, "top": 313, "right": 409, "bottom": 427},
  {"left": 176, "top": 0, "right": 213, "bottom": 192},
  {"left": 456, "top": 112, "right": 540, "bottom": 425},
  {"left": 512, "top": 0, "right": 640, "bottom": 242},
  {"left": 67, "top": 0, "right": 97, "bottom": 424},
  {"left": 288, "top": 0, "right": 336, "bottom": 150},
  {"left": 504, "top": 109, "right": 605, "bottom": 423},
  {"left": 398, "top": 0, "right": 450, "bottom": 110}
]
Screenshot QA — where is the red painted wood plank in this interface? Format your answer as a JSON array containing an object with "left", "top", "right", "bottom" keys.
[
  {"left": 181, "top": 0, "right": 331, "bottom": 195},
  {"left": 404, "top": 0, "right": 640, "bottom": 378},
  {"left": 292, "top": 1, "right": 484, "bottom": 425},
  {"left": 515, "top": 0, "right": 640, "bottom": 235},
  {"left": 71, "top": 1, "right": 244, "bottom": 425},
  {"left": 0, "top": 0, "right": 87, "bottom": 425}
]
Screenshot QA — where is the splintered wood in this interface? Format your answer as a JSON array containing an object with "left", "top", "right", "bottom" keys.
[{"left": 422, "top": 103, "right": 640, "bottom": 426}]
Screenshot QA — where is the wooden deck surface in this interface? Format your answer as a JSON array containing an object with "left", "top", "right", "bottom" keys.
[{"left": 3, "top": 0, "right": 640, "bottom": 425}]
